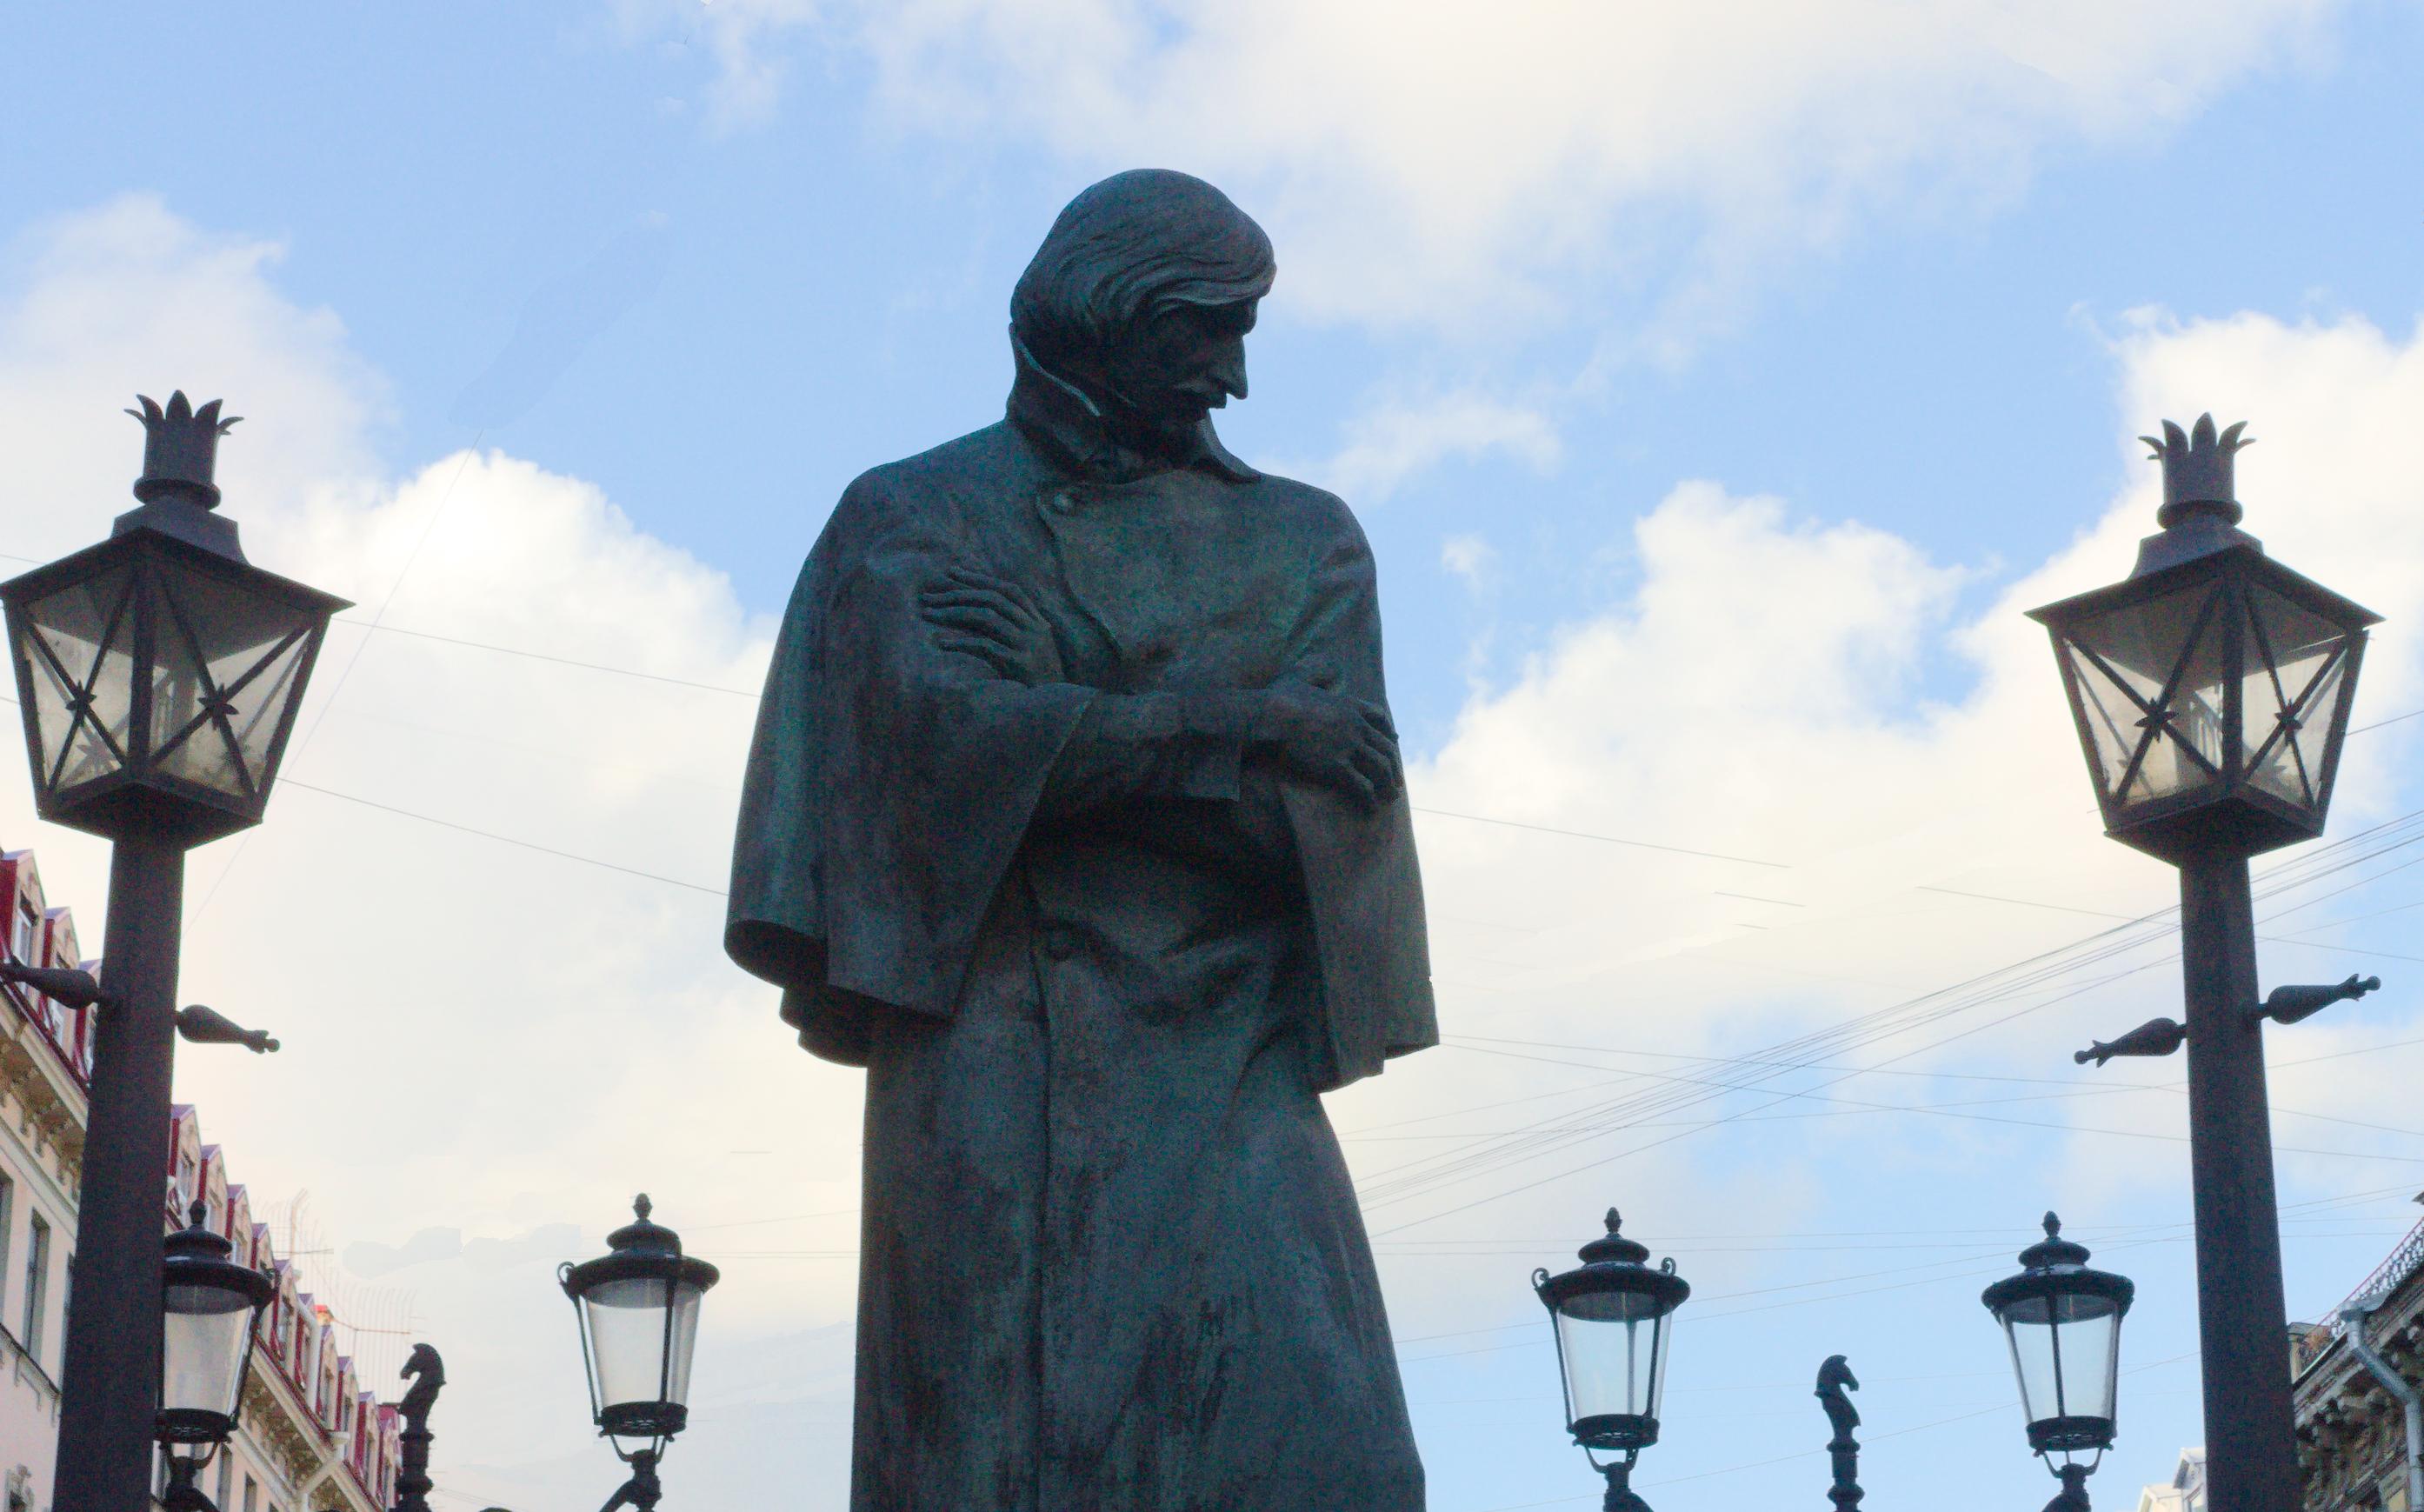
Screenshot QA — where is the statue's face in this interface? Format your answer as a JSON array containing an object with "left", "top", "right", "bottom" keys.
[{"left": 1101, "top": 297, "right": 1256, "bottom": 446}]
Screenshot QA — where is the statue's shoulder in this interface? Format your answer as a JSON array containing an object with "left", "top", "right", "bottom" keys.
[
  {"left": 1242, "top": 469, "right": 1371, "bottom": 558},
  {"left": 845, "top": 421, "right": 1027, "bottom": 506}
]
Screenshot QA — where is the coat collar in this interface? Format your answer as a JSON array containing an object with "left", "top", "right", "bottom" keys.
[{"left": 1006, "top": 330, "right": 1258, "bottom": 486}]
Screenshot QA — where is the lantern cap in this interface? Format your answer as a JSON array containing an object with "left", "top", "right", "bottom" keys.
[
  {"left": 1981, "top": 1211, "right": 2134, "bottom": 1319},
  {"left": 2128, "top": 414, "right": 2266, "bottom": 577},
  {"left": 1534, "top": 1206, "right": 1689, "bottom": 1316},
  {"left": 1579, "top": 1208, "right": 1651, "bottom": 1266},
  {"left": 117, "top": 391, "right": 246, "bottom": 560},
  {"left": 166, "top": 1199, "right": 235, "bottom": 1264},
  {"left": 562, "top": 1194, "right": 721, "bottom": 1299}
]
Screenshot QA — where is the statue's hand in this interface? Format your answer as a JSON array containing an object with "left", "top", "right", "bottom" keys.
[
  {"left": 922, "top": 568, "right": 1064, "bottom": 684},
  {"left": 1252, "top": 678, "right": 1402, "bottom": 808}
]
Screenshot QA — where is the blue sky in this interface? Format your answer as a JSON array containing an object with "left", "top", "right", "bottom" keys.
[{"left": 9, "top": 3, "right": 2424, "bottom": 1509}]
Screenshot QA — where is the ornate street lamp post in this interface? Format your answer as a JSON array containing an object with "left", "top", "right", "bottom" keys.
[
  {"left": 2028, "top": 413, "right": 2379, "bottom": 1511},
  {"left": 156, "top": 1202, "right": 276, "bottom": 1511},
  {"left": 1981, "top": 1215, "right": 2135, "bottom": 1512},
  {"left": 1533, "top": 1209, "right": 1689, "bottom": 1512},
  {"left": 561, "top": 1196, "right": 721, "bottom": 1512},
  {"left": 1, "top": 394, "right": 347, "bottom": 1512}
]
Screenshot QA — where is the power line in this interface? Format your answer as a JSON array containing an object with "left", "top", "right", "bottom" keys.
[
  {"left": 280, "top": 778, "right": 727, "bottom": 896},
  {"left": 332, "top": 617, "right": 762, "bottom": 698}
]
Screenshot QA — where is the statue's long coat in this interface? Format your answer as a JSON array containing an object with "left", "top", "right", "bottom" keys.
[{"left": 727, "top": 359, "right": 1436, "bottom": 1511}]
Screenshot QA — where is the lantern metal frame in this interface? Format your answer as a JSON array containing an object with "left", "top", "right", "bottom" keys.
[
  {"left": 157, "top": 1199, "right": 276, "bottom": 1453},
  {"left": 559, "top": 1195, "right": 720, "bottom": 1452},
  {"left": 1981, "top": 1211, "right": 2135, "bottom": 1512},
  {"left": 1534, "top": 1209, "right": 1689, "bottom": 1512},
  {"left": 2027, "top": 416, "right": 2378, "bottom": 865},
  {"left": 0, "top": 524, "right": 348, "bottom": 849}
]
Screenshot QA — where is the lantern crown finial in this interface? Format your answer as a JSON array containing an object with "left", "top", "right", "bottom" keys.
[
  {"left": 1579, "top": 1208, "right": 1652, "bottom": 1267},
  {"left": 2017, "top": 1213, "right": 2094, "bottom": 1270},
  {"left": 634, "top": 1193, "right": 653, "bottom": 1222},
  {"left": 2139, "top": 412, "right": 2252, "bottom": 530},
  {"left": 126, "top": 390, "right": 240, "bottom": 510},
  {"left": 189, "top": 1198, "right": 208, "bottom": 1229}
]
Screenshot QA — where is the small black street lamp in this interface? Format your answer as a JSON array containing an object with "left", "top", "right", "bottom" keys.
[
  {"left": 4, "top": 393, "right": 347, "bottom": 1512},
  {"left": 2028, "top": 413, "right": 2381, "bottom": 1512},
  {"left": 561, "top": 1196, "right": 720, "bottom": 1512},
  {"left": 1533, "top": 1209, "right": 1689, "bottom": 1512},
  {"left": 1982, "top": 1215, "right": 2135, "bottom": 1512},
  {"left": 156, "top": 1201, "right": 276, "bottom": 1512}
]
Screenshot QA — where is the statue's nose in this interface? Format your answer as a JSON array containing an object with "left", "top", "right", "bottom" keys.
[{"left": 1211, "top": 341, "right": 1248, "bottom": 401}]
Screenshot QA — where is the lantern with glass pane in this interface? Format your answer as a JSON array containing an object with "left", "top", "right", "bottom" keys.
[
  {"left": 156, "top": 1201, "right": 275, "bottom": 1509},
  {"left": 561, "top": 1196, "right": 719, "bottom": 1511},
  {"left": 0, "top": 393, "right": 348, "bottom": 848},
  {"left": 1533, "top": 1209, "right": 1689, "bottom": 1512},
  {"left": 1982, "top": 1214, "right": 2134, "bottom": 1510},
  {"left": 2028, "top": 415, "right": 2378, "bottom": 865}
]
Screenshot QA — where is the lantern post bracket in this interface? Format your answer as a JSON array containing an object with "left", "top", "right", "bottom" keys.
[
  {"left": 175, "top": 1003, "right": 279, "bottom": 1054},
  {"left": 2074, "top": 1016, "right": 2187, "bottom": 1067},
  {"left": 2254, "top": 972, "right": 2380, "bottom": 1027}
]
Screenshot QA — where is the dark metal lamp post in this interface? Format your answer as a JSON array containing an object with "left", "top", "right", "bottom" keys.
[
  {"left": 1532, "top": 1209, "right": 1688, "bottom": 1512},
  {"left": 1982, "top": 1214, "right": 2135, "bottom": 1512},
  {"left": 3, "top": 394, "right": 348, "bottom": 1512},
  {"left": 2028, "top": 414, "right": 2381, "bottom": 1512},
  {"left": 156, "top": 1201, "right": 276, "bottom": 1512},
  {"left": 561, "top": 1196, "right": 721, "bottom": 1512}
]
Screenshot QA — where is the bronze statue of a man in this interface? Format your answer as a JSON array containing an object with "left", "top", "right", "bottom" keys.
[{"left": 727, "top": 169, "right": 1436, "bottom": 1510}]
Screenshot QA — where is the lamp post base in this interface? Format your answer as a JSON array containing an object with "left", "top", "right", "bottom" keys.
[
  {"left": 2042, "top": 1462, "right": 2091, "bottom": 1512},
  {"left": 1600, "top": 1457, "right": 1650, "bottom": 1512},
  {"left": 51, "top": 836, "right": 187, "bottom": 1512},
  {"left": 2177, "top": 852, "right": 2302, "bottom": 1512},
  {"left": 597, "top": 1449, "right": 663, "bottom": 1512}
]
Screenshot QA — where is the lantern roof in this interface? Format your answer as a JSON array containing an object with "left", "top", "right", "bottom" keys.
[
  {"left": 562, "top": 1194, "right": 721, "bottom": 1298},
  {"left": 1535, "top": 1209, "right": 1688, "bottom": 1315},
  {"left": 1982, "top": 1213, "right": 2135, "bottom": 1316}
]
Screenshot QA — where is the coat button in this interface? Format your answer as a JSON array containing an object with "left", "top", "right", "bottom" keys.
[{"left": 1048, "top": 489, "right": 1077, "bottom": 515}]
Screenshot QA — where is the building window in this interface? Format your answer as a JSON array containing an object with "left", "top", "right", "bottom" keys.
[
  {"left": 11, "top": 899, "right": 35, "bottom": 962},
  {"left": 215, "top": 1449, "right": 232, "bottom": 1510},
  {"left": 241, "top": 1475, "right": 257, "bottom": 1512},
  {"left": 0, "top": 1176, "right": 14, "bottom": 1329},
  {"left": 23, "top": 1216, "right": 49, "bottom": 1356}
]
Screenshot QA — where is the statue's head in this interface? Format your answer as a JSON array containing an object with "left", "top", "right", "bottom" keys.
[{"left": 1012, "top": 169, "right": 1275, "bottom": 453}]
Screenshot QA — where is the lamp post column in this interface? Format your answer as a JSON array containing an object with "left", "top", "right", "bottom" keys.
[
  {"left": 2177, "top": 851, "right": 2300, "bottom": 1512},
  {"left": 53, "top": 835, "right": 187, "bottom": 1512}
]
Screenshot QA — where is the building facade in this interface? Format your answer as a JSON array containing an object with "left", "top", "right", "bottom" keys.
[
  {"left": 0, "top": 848, "right": 403, "bottom": 1512},
  {"left": 2294, "top": 1196, "right": 2424, "bottom": 1512},
  {"left": 2137, "top": 1448, "right": 2208, "bottom": 1512}
]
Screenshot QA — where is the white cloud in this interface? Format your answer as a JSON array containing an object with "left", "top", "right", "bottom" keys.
[
  {"left": 1318, "top": 388, "right": 1561, "bottom": 503},
  {"left": 1441, "top": 532, "right": 1496, "bottom": 589},
  {"left": 632, "top": 0, "right": 2340, "bottom": 336}
]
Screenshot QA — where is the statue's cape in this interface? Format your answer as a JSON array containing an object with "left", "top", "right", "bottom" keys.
[{"left": 723, "top": 416, "right": 1435, "bottom": 1092}]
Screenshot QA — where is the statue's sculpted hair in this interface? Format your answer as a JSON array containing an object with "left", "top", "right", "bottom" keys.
[{"left": 1011, "top": 170, "right": 1275, "bottom": 371}]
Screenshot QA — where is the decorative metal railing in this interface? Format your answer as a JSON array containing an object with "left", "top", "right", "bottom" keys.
[{"left": 2333, "top": 1212, "right": 2424, "bottom": 1332}]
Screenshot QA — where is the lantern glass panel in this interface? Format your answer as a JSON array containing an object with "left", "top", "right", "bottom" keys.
[
  {"left": 1552, "top": 1289, "right": 1671, "bottom": 1429},
  {"left": 146, "top": 567, "right": 319, "bottom": 801},
  {"left": 19, "top": 566, "right": 139, "bottom": 795},
  {"left": 162, "top": 1277, "right": 256, "bottom": 1423},
  {"left": 2061, "top": 581, "right": 2232, "bottom": 809},
  {"left": 2240, "top": 582, "right": 2354, "bottom": 809},
  {"left": 1998, "top": 1288, "right": 2123, "bottom": 1429},
  {"left": 580, "top": 1276, "right": 704, "bottom": 1417}
]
